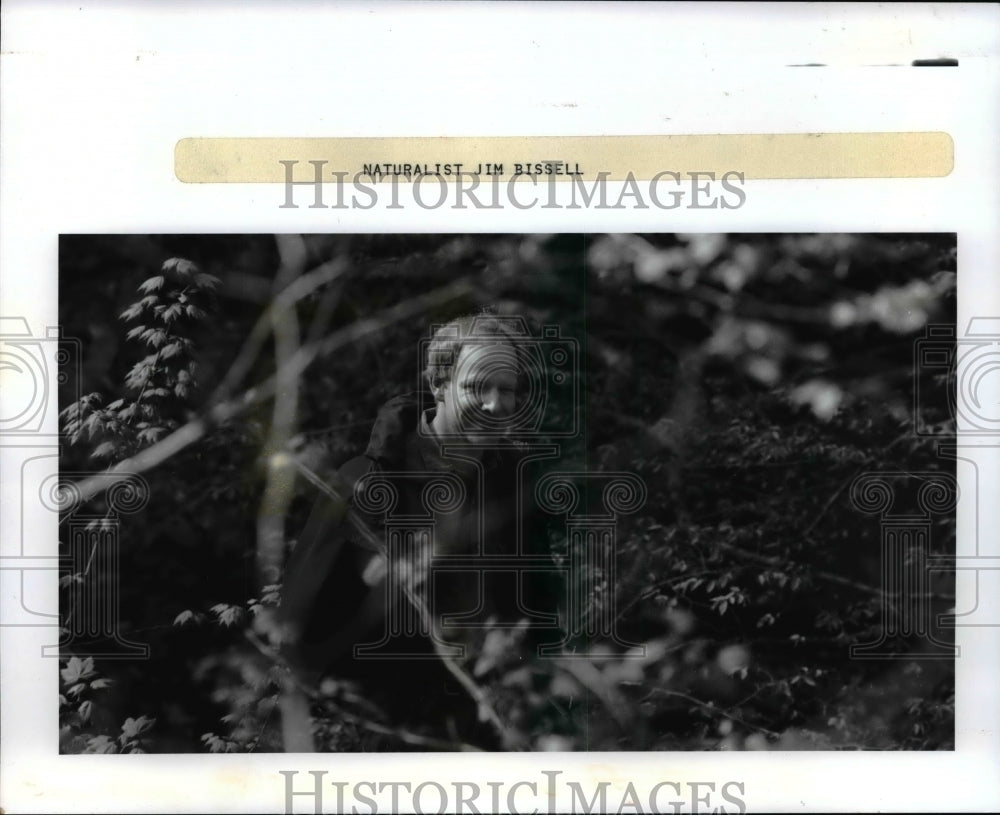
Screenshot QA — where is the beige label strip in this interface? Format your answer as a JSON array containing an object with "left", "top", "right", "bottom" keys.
[{"left": 175, "top": 133, "right": 953, "bottom": 182}]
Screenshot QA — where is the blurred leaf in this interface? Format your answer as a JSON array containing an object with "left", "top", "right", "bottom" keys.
[
  {"left": 138, "top": 275, "right": 165, "bottom": 294},
  {"left": 120, "top": 716, "right": 155, "bottom": 741},
  {"left": 173, "top": 610, "right": 198, "bottom": 626},
  {"left": 85, "top": 735, "right": 118, "bottom": 754},
  {"left": 790, "top": 380, "right": 843, "bottom": 421}
]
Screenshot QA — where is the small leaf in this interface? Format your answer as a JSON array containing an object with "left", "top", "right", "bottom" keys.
[
  {"left": 219, "top": 607, "right": 243, "bottom": 627},
  {"left": 195, "top": 272, "right": 221, "bottom": 290},
  {"left": 85, "top": 735, "right": 117, "bottom": 754},
  {"left": 90, "top": 677, "right": 113, "bottom": 690},
  {"left": 162, "top": 303, "right": 184, "bottom": 323},
  {"left": 138, "top": 275, "right": 165, "bottom": 293},
  {"left": 137, "top": 427, "right": 167, "bottom": 444},
  {"left": 68, "top": 682, "right": 87, "bottom": 697},
  {"left": 145, "top": 328, "right": 168, "bottom": 348},
  {"left": 83, "top": 412, "right": 103, "bottom": 439},
  {"left": 61, "top": 657, "right": 84, "bottom": 684},
  {"left": 91, "top": 441, "right": 118, "bottom": 460},
  {"left": 173, "top": 610, "right": 197, "bottom": 626},
  {"left": 78, "top": 700, "right": 93, "bottom": 722},
  {"left": 121, "top": 715, "right": 155, "bottom": 740}
]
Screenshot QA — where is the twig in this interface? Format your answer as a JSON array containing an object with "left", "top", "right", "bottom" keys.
[
  {"left": 553, "top": 659, "right": 632, "bottom": 731},
  {"left": 640, "top": 686, "right": 779, "bottom": 739},
  {"left": 249, "top": 693, "right": 281, "bottom": 753},
  {"left": 326, "top": 705, "right": 485, "bottom": 752},
  {"left": 244, "top": 628, "right": 482, "bottom": 752},
  {"left": 254, "top": 453, "right": 515, "bottom": 750},
  {"left": 210, "top": 255, "right": 350, "bottom": 405},
  {"left": 712, "top": 539, "right": 953, "bottom": 602},
  {"left": 402, "top": 585, "right": 519, "bottom": 748}
]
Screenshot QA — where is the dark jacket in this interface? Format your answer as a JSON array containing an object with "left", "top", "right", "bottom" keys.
[{"left": 279, "top": 393, "right": 559, "bottom": 685}]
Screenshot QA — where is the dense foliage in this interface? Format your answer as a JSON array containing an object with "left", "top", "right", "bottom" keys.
[{"left": 57, "top": 233, "right": 956, "bottom": 752}]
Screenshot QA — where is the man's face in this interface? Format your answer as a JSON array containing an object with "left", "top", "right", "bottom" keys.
[{"left": 432, "top": 341, "right": 520, "bottom": 444}]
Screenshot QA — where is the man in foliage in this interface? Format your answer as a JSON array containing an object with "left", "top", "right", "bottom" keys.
[{"left": 278, "top": 313, "right": 560, "bottom": 743}]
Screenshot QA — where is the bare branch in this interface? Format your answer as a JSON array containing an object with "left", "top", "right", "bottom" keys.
[{"left": 209, "top": 254, "right": 351, "bottom": 405}]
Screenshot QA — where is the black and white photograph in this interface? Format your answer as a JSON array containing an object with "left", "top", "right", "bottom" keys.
[
  {"left": 3, "top": 3, "right": 999, "bottom": 813},
  {"left": 54, "top": 232, "right": 958, "bottom": 753}
]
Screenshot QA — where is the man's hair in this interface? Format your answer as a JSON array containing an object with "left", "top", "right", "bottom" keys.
[{"left": 424, "top": 312, "right": 526, "bottom": 391}]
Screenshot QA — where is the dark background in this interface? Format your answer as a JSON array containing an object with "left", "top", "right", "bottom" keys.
[{"left": 57, "top": 233, "right": 957, "bottom": 752}]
